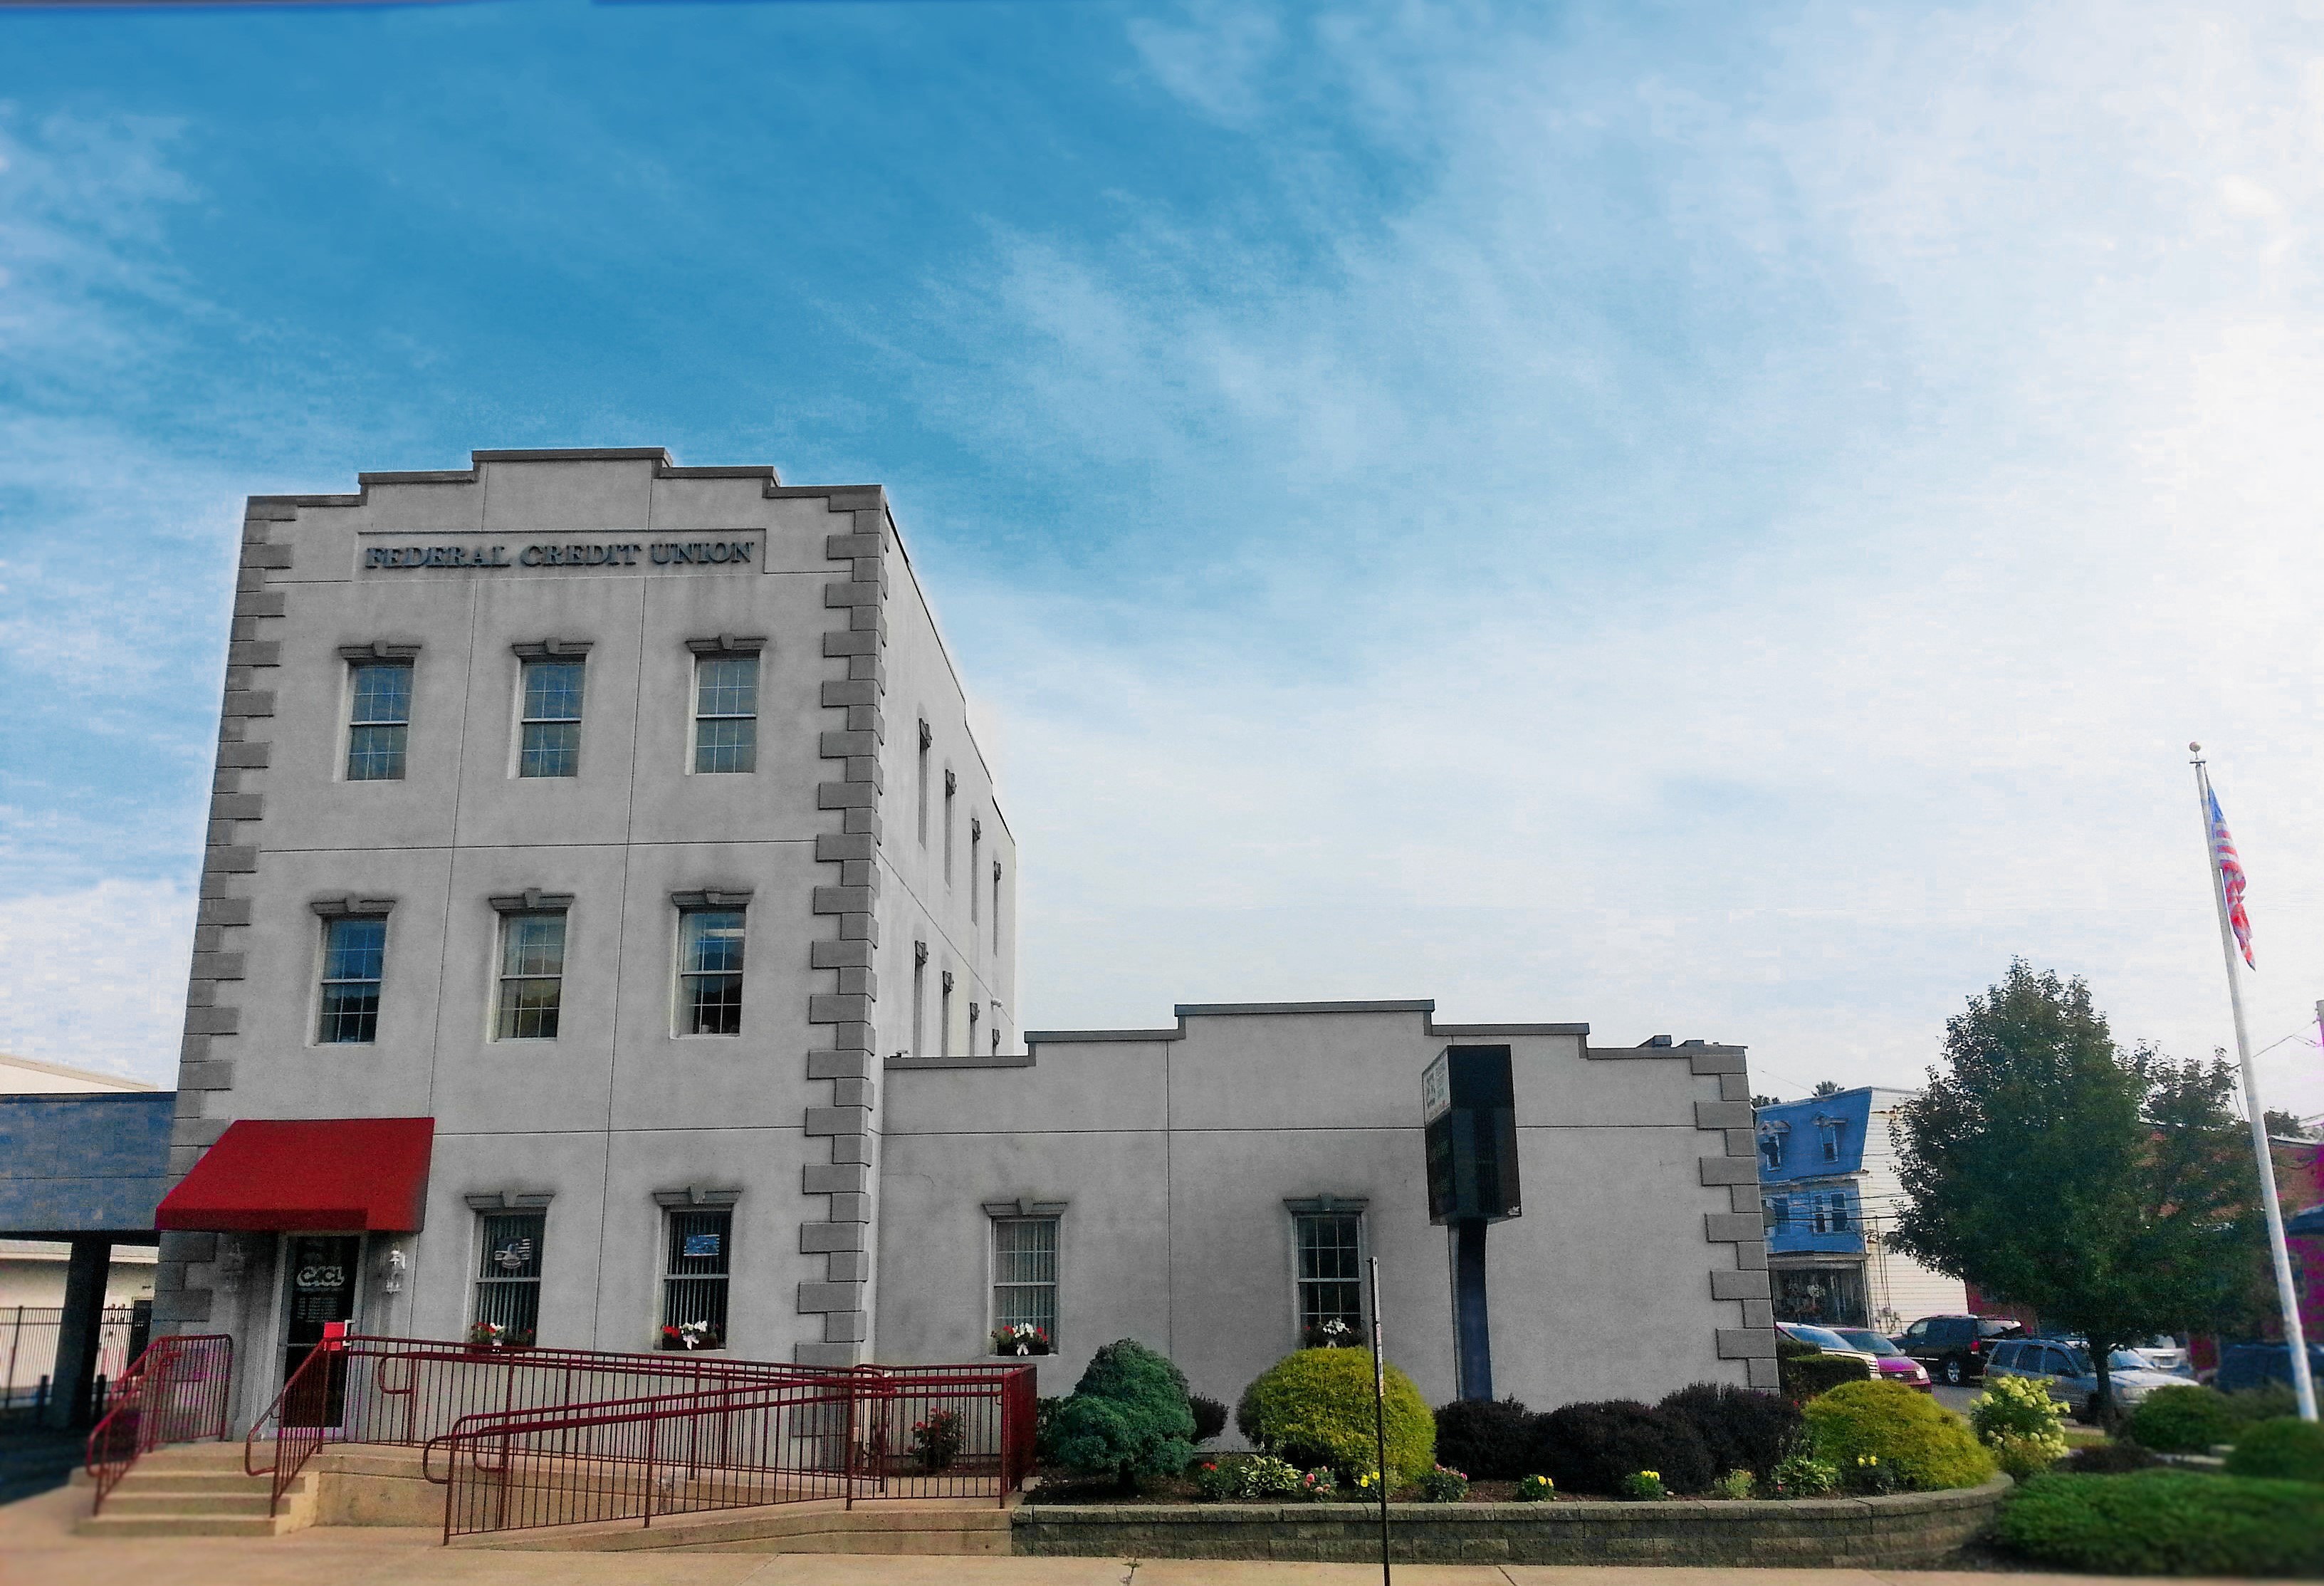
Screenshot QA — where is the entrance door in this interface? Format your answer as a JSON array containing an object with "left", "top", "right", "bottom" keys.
[{"left": 281, "top": 1233, "right": 361, "bottom": 1426}]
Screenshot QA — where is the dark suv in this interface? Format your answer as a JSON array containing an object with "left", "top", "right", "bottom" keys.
[{"left": 1895, "top": 1315, "right": 2025, "bottom": 1385}]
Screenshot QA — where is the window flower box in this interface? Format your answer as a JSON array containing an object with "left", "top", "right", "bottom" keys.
[{"left": 993, "top": 1323, "right": 1052, "bottom": 1356}]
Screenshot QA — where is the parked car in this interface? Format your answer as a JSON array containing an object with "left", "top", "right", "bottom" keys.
[
  {"left": 1777, "top": 1321, "right": 1884, "bottom": 1367},
  {"left": 2123, "top": 1335, "right": 2194, "bottom": 1377},
  {"left": 1831, "top": 1327, "right": 1934, "bottom": 1390},
  {"left": 2214, "top": 1340, "right": 2324, "bottom": 1394},
  {"left": 1894, "top": 1314, "right": 2025, "bottom": 1384},
  {"left": 1984, "top": 1338, "right": 2185, "bottom": 1420}
]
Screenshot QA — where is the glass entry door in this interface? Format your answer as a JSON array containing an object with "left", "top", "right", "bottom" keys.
[{"left": 281, "top": 1233, "right": 362, "bottom": 1425}]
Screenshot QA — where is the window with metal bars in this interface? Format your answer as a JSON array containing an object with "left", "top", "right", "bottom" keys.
[
  {"left": 676, "top": 909, "right": 745, "bottom": 1035},
  {"left": 1294, "top": 1213, "right": 1363, "bottom": 1343},
  {"left": 691, "top": 654, "right": 758, "bottom": 774},
  {"left": 990, "top": 1216, "right": 1057, "bottom": 1346},
  {"left": 518, "top": 658, "right": 585, "bottom": 778},
  {"left": 495, "top": 912, "right": 566, "bottom": 1040},
  {"left": 473, "top": 1211, "right": 543, "bottom": 1342},
  {"left": 346, "top": 661, "right": 411, "bottom": 781},
  {"left": 315, "top": 916, "right": 386, "bottom": 1044},
  {"left": 661, "top": 1207, "right": 731, "bottom": 1350}
]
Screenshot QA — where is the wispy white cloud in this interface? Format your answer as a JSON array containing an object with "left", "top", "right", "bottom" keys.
[{"left": 0, "top": 878, "right": 194, "bottom": 1082}]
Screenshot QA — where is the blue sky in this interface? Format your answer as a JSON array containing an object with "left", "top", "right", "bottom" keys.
[{"left": 2, "top": 0, "right": 2320, "bottom": 1122}]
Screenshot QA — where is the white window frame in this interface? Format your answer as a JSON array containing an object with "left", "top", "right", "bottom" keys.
[
  {"left": 688, "top": 651, "right": 760, "bottom": 776},
  {"left": 1286, "top": 1200, "right": 1367, "bottom": 1347},
  {"left": 988, "top": 1211, "right": 1060, "bottom": 1350}
]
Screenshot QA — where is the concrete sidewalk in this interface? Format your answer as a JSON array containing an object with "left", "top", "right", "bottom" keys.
[{"left": 0, "top": 1483, "right": 2253, "bottom": 1586}]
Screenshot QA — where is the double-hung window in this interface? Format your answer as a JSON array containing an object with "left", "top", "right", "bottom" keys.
[
  {"left": 676, "top": 907, "right": 746, "bottom": 1035},
  {"left": 990, "top": 1216, "right": 1057, "bottom": 1346},
  {"left": 315, "top": 915, "right": 387, "bottom": 1044},
  {"left": 494, "top": 907, "right": 567, "bottom": 1040},
  {"left": 518, "top": 654, "right": 586, "bottom": 778},
  {"left": 1292, "top": 1209, "right": 1363, "bottom": 1345},
  {"left": 473, "top": 1210, "right": 544, "bottom": 1342},
  {"left": 1764, "top": 1195, "right": 1791, "bottom": 1232},
  {"left": 1818, "top": 1120, "right": 1843, "bottom": 1162},
  {"left": 345, "top": 660, "right": 412, "bottom": 781},
  {"left": 661, "top": 1206, "right": 732, "bottom": 1350},
  {"left": 689, "top": 647, "right": 759, "bottom": 774}
]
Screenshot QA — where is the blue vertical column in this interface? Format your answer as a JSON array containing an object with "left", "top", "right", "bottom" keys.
[{"left": 1454, "top": 1220, "right": 1492, "bottom": 1402}]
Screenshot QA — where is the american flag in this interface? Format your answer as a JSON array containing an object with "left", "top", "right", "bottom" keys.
[{"left": 2208, "top": 786, "right": 2255, "bottom": 969}]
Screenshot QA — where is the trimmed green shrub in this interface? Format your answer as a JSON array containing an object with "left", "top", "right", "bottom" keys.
[
  {"left": 1803, "top": 1379, "right": 1995, "bottom": 1491},
  {"left": 1529, "top": 1401, "right": 1715, "bottom": 1496},
  {"left": 1236, "top": 1347, "right": 1433, "bottom": 1486},
  {"left": 2225, "top": 1418, "right": 2324, "bottom": 1485},
  {"left": 1997, "top": 1471, "right": 2324, "bottom": 1577},
  {"left": 1658, "top": 1382, "right": 1804, "bottom": 1481},
  {"left": 2226, "top": 1382, "right": 2303, "bottom": 1424},
  {"left": 1710, "top": 1468, "right": 1756, "bottom": 1500},
  {"left": 1049, "top": 1338, "right": 1198, "bottom": 1489},
  {"left": 1189, "top": 1394, "right": 1228, "bottom": 1445},
  {"left": 1435, "top": 1396, "right": 1534, "bottom": 1480},
  {"left": 2126, "top": 1384, "right": 2240, "bottom": 1454},
  {"left": 1781, "top": 1351, "right": 1873, "bottom": 1402}
]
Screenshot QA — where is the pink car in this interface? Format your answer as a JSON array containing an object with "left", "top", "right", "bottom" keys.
[{"left": 1833, "top": 1327, "right": 1934, "bottom": 1391}]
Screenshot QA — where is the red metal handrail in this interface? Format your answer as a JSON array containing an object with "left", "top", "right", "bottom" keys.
[{"left": 84, "top": 1334, "right": 236, "bottom": 1513}]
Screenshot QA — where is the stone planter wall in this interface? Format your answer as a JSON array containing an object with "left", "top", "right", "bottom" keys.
[{"left": 1012, "top": 1476, "right": 2012, "bottom": 1567}]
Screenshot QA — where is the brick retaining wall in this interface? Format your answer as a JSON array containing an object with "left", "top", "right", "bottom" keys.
[{"left": 1012, "top": 1476, "right": 2012, "bottom": 1567}]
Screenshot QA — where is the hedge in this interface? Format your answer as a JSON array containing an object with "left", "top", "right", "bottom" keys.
[
  {"left": 1657, "top": 1382, "right": 1802, "bottom": 1481},
  {"left": 2224, "top": 1418, "right": 2324, "bottom": 1486},
  {"left": 1997, "top": 1470, "right": 2324, "bottom": 1577},
  {"left": 1433, "top": 1397, "right": 1534, "bottom": 1481},
  {"left": 2126, "top": 1384, "right": 2240, "bottom": 1454},
  {"left": 1781, "top": 1351, "right": 1872, "bottom": 1403},
  {"left": 1802, "top": 1379, "right": 1994, "bottom": 1491},
  {"left": 1236, "top": 1349, "right": 1433, "bottom": 1486},
  {"left": 1528, "top": 1400, "right": 1715, "bottom": 1496}
]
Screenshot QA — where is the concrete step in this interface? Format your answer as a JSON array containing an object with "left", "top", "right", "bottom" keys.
[
  {"left": 75, "top": 1513, "right": 305, "bottom": 1539},
  {"left": 112, "top": 1470, "right": 283, "bottom": 1493},
  {"left": 103, "top": 1490, "right": 278, "bottom": 1516}
]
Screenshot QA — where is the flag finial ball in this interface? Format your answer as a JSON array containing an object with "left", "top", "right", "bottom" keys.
[{"left": 2189, "top": 741, "right": 2202, "bottom": 753}]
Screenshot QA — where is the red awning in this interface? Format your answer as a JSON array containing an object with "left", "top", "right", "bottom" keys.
[{"left": 157, "top": 1117, "right": 434, "bottom": 1233}]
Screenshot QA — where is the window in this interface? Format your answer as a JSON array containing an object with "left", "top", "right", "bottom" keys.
[
  {"left": 1763, "top": 1196, "right": 1790, "bottom": 1233},
  {"left": 991, "top": 1216, "right": 1057, "bottom": 1344},
  {"left": 518, "top": 658, "right": 585, "bottom": 778},
  {"left": 676, "top": 909, "right": 745, "bottom": 1035},
  {"left": 969, "top": 822, "right": 981, "bottom": 924},
  {"left": 911, "top": 943, "right": 928, "bottom": 1058},
  {"left": 940, "top": 969, "right": 954, "bottom": 1058},
  {"left": 916, "top": 721, "right": 931, "bottom": 845},
  {"left": 990, "top": 1007, "right": 1001, "bottom": 1058},
  {"left": 992, "top": 864, "right": 1002, "bottom": 954},
  {"left": 943, "top": 770, "right": 956, "bottom": 883},
  {"left": 1818, "top": 1119, "right": 1843, "bottom": 1162},
  {"left": 345, "top": 662, "right": 412, "bottom": 781},
  {"left": 662, "top": 1206, "right": 731, "bottom": 1350},
  {"left": 1826, "top": 1192, "right": 1852, "bottom": 1232},
  {"left": 691, "top": 654, "right": 758, "bottom": 774},
  {"left": 473, "top": 1211, "right": 544, "bottom": 1342},
  {"left": 495, "top": 911, "right": 567, "bottom": 1039},
  {"left": 1758, "top": 1128, "right": 1785, "bottom": 1169},
  {"left": 1294, "top": 1213, "right": 1363, "bottom": 1342},
  {"left": 315, "top": 916, "right": 387, "bottom": 1043}
]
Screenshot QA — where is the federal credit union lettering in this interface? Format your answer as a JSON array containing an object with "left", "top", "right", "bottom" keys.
[{"left": 366, "top": 540, "right": 755, "bottom": 570}]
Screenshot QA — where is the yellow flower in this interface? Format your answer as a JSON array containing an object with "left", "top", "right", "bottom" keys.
[{"left": 1642, "top": 1471, "right": 1659, "bottom": 1479}]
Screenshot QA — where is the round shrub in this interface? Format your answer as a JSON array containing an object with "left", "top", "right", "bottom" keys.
[
  {"left": 1658, "top": 1382, "right": 1804, "bottom": 1481},
  {"left": 2225, "top": 1418, "right": 2324, "bottom": 1485},
  {"left": 1189, "top": 1394, "right": 1228, "bottom": 1445},
  {"left": 1528, "top": 1400, "right": 1715, "bottom": 1496},
  {"left": 1996, "top": 1470, "right": 2324, "bottom": 1577},
  {"left": 2225, "top": 1382, "right": 2302, "bottom": 1424},
  {"left": 1802, "top": 1379, "right": 1995, "bottom": 1491},
  {"left": 1434, "top": 1397, "right": 1534, "bottom": 1480},
  {"left": 1235, "top": 1348, "right": 1433, "bottom": 1486},
  {"left": 2126, "top": 1384, "right": 2240, "bottom": 1454},
  {"left": 1049, "top": 1337, "right": 1198, "bottom": 1488},
  {"left": 1779, "top": 1350, "right": 1873, "bottom": 1404}
]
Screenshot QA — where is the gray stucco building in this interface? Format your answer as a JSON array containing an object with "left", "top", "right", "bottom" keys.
[{"left": 152, "top": 449, "right": 1774, "bottom": 1431}]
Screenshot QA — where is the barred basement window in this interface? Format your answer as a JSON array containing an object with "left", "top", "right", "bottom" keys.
[
  {"left": 676, "top": 909, "right": 745, "bottom": 1035},
  {"left": 473, "top": 1210, "right": 544, "bottom": 1342},
  {"left": 495, "top": 911, "right": 567, "bottom": 1040},
  {"left": 991, "top": 1216, "right": 1057, "bottom": 1345},
  {"left": 692, "top": 654, "right": 758, "bottom": 774},
  {"left": 315, "top": 917, "right": 386, "bottom": 1044},
  {"left": 518, "top": 657, "right": 585, "bottom": 778},
  {"left": 346, "top": 661, "right": 412, "bottom": 781},
  {"left": 1294, "top": 1212, "right": 1363, "bottom": 1342},
  {"left": 661, "top": 1206, "right": 731, "bottom": 1350}
]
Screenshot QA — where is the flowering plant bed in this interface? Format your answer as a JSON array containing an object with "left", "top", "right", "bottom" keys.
[
  {"left": 992, "top": 1323, "right": 1052, "bottom": 1356},
  {"left": 463, "top": 1322, "right": 533, "bottom": 1350}
]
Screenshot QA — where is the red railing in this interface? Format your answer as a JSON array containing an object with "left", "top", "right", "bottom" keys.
[
  {"left": 241, "top": 1332, "right": 1034, "bottom": 1534},
  {"left": 421, "top": 1367, "right": 1030, "bottom": 1540},
  {"left": 84, "top": 1334, "right": 236, "bottom": 1512}
]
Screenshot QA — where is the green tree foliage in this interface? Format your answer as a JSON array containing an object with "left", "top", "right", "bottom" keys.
[
  {"left": 1890, "top": 961, "right": 2266, "bottom": 1421},
  {"left": 1811, "top": 1080, "right": 1845, "bottom": 1097},
  {"left": 1235, "top": 1348, "right": 1433, "bottom": 1485},
  {"left": 1048, "top": 1338, "right": 1198, "bottom": 1490},
  {"left": 2263, "top": 1108, "right": 2315, "bottom": 1141}
]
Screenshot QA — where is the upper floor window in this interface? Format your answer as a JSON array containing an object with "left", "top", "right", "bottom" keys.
[
  {"left": 691, "top": 650, "right": 758, "bottom": 774},
  {"left": 473, "top": 1209, "right": 544, "bottom": 1344},
  {"left": 315, "top": 915, "right": 387, "bottom": 1044},
  {"left": 992, "top": 863, "right": 1003, "bottom": 953},
  {"left": 661, "top": 1205, "right": 732, "bottom": 1351},
  {"left": 943, "top": 770, "right": 957, "bottom": 883},
  {"left": 676, "top": 905, "right": 746, "bottom": 1035},
  {"left": 1293, "top": 1209, "right": 1363, "bottom": 1345},
  {"left": 969, "top": 820, "right": 981, "bottom": 924},
  {"left": 1763, "top": 1195, "right": 1790, "bottom": 1232},
  {"left": 518, "top": 655, "right": 585, "bottom": 778},
  {"left": 1817, "top": 1120, "right": 1844, "bottom": 1162},
  {"left": 991, "top": 1215, "right": 1058, "bottom": 1347},
  {"left": 494, "top": 907, "right": 567, "bottom": 1040},
  {"left": 1759, "top": 1128, "right": 1786, "bottom": 1170},
  {"left": 345, "top": 661, "right": 412, "bottom": 781},
  {"left": 916, "top": 721, "right": 931, "bottom": 846}
]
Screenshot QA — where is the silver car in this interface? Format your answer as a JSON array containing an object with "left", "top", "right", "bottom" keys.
[
  {"left": 2125, "top": 1335, "right": 2194, "bottom": 1377},
  {"left": 1984, "top": 1338, "right": 2187, "bottom": 1420}
]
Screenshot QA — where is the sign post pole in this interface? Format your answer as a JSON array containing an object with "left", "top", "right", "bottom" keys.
[{"left": 1368, "top": 1255, "right": 1390, "bottom": 1586}]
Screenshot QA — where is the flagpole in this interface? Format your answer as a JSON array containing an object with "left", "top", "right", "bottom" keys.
[{"left": 2191, "top": 748, "right": 2317, "bottom": 1421}]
